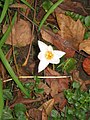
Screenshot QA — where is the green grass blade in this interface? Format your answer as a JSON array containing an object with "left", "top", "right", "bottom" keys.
[
  {"left": 0, "top": 0, "right": 10, "bottom": 23},
  {"left": 0, "top": 79, "right": 4, "bottom": 119},
  {"left": 21, "top": 0, "right": 34, "bottom": 11},
  {"left": 0, "top": 48, "right": 30, "bottom": 97},
  {"left": 38, "top": 0, "right": 64, "bottom": 30},
  {"left": 0, "top": 12, "right": 17, "bottom": 48}
]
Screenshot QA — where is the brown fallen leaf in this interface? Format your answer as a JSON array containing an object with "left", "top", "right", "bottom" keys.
[
  {"left": 79, "top": 39, "right": 90, "bottom": 54},
  {"left": 28, "top": 108, "right": 42, "bottom": 120},
  {"left": 38, "top": 82, "right": 51, "bottom": 95},
  {"left": 58, "top": 0, "right": 88, "bottom": 16},
  {"left": 72, "top": 70, "right": 88, "bottom": 90},
  {"left": 53, "top": 93, "right": 67, "bottom": 110},
  {"left": 3, "top": 19, "right": 33, "bottom": 47},
  {"left": 39, "top": 99, "right": 54, "bottom": 115},
  {"left": 50, "top": 81, "right": 59, "bottom": 97},
  {"left": 45, "top": 67, "right": 69, "bottom": 93},
  {"left": 83, "top": 57, "right": 90, "bottom": 75},
  {"left": 41, "top": 28, "right": 75, "bottom": 58},
  {"left": 56, "top": 13, "right": 85, "bottom": 50},
  {"left": 42, "top": 108, "right": 48, "bottom": 120},
  {"left": 10, "top": 3, "right": 27, "bottom": 9}
]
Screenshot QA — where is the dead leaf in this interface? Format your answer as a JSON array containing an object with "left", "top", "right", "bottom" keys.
[
  {"left": 42, "top": 108, "right": 48, "bottom": 120},
  {"left": 56, "top": 13, "right": 85, "bottom": 49},
  {"left": 83, "top": 57, "right": 90, "bottom": 75},
  {"left": 41, "top": 28, "right": 75, "bottom": 58},
  {"left": 72, "top": 70, "right": 88, "bottom": 90},
  {"left": 79, "top": 39, "right": 90, "bottom": 54},
  {"left": 39, "top": 99, "right": 54, "bottom": 115},
  {"left": 50, "top": 81, "right": 59, "bottom": 97},
  {"left": 45, "top": 67, "right": 69, "bottom": 93},
  {"left": 58, "top": 0, "right": 88, "bottom": 16},
  {"left": 53, "top": 93, "right": 67, "bottom": 110},
  {"left": 38, "top": 82, "right": 51, "bottom": 95},
  {"left": 3, "top": 19, "right": 33, "bottom": 47},
  {"left": 10, "top": 3, "right": 27, "bottom": 9},
  {"left": 28, "top": 108, "right": 42, "bottom": 120}
]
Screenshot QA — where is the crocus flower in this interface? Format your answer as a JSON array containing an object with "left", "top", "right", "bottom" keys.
[{"left": 38, "top": 40, "right": 66, "bottom": 72}]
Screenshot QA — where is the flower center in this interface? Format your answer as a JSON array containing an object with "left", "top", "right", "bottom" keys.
[{"left": 45, "top": 51, "right": 54, "bottom": 60}]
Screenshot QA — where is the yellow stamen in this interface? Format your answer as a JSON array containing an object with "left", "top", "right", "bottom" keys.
[{"left": 45, "top": 51, "right": 54, "bottom": 60}]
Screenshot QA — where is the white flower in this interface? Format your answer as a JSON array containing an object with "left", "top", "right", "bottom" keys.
[{"left": 38, "top": 41, "right": 66, "bottom": 72}]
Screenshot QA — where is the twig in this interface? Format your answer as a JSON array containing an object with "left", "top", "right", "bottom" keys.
[{"left": 3, "top": 75, "right": 71, "bottom": 83}]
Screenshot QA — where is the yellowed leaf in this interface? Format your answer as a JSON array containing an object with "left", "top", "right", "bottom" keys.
[
  {"left": 56, "top": 13, "right": 85, "bottom": 49},
  {"left": 38, "top": 82, "right": 51, "bottom": 95},
  {"left": 79, "top": 39, "right": 90, "bottom": 54},
  {"left": 3, "top": 19, "right": 33, "bottom": 47},
  {"left": 39, "top": 99, "right": 54, "bottom": 115}
]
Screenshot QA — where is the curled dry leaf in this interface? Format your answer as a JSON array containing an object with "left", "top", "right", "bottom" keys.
[
  {"left": 56, "top": 13, "right": 85, "bottom": 50},
  {"left": 83, "top": 57, "right": 90, "bottom": 75},
  {"left": 39, "top": 99, "right": 54, "bottom": 115},
  {"left": 79, "top": 39, "right": 90, "bottom": 54},
  {"left": 3, "top": 19, "right": 33, "bottom": 47}
]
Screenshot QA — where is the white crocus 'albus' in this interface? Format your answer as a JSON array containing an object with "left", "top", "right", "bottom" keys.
[{"left": 38, "top": 40, "right": 66, "bottom": 73}]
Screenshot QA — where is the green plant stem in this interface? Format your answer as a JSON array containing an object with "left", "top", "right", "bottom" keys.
[
  {"left": 0, "top": 12, "right": 17, "bottom": 48},
  {"left": 21, "top": 0, "right": 35, "bottom": 11},
  {"left": 0, "top": 0, "right": 10, "bottom": 23},
  {"left": 0, "top": 48, "right": 30, "bottom": 97},
  {"left": 38, "top": 0, "right": 64, "bottom": 30},
  {"left": 0, "top": 79, "right": 4, "bottom": 119}
]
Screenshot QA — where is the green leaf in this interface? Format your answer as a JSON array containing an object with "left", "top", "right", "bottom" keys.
[
  {"left": 0, "top": 0, "right": 10, "bottom": 23},
  {"left": 42, "top": 0, "right": 53, "bottom": 12},
  {"left": 85, "top": 16, "right": 90, "bottom": 27},
  {"left": 17, "top": 112, "right": 26, "bottom": 120},
  {"left": 84, "top": 31, "right": 90, "bottom": 39},
  {"left": 20, "top": 0, "right": 34, "bottom": 11},
  {"left": 72, "top": 81, "right": 80, "bottom": 89},
  {"left": 34, "top": 87, "right": 44, "bottom": 94},
  {"left": 51, "top": 109, "right": 60, "bottom": 118},
  {"left": 14, "top": 104, "right": 26, "bottom": 120},
  {"left": 39, "top": 0, "right": 64, "bottom": 30},
  {"left": 1, "top": 107, "right": 13, "bottom": 120},
  {"left": 14, "top": 103, "right": 26, "bottom": 115},
  {"left": 3, "top": 89, "right": 13, "bottom": 100},
  {"left": 62, "top": 58, "right": 77, "bottom": 73}
]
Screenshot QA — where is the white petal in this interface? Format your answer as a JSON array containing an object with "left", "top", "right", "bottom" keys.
[
  {"left": 53, "top": 50, "right": 66, "bottom": 58},
  {"left": 38, "top": 60, "right": 49, "bottom": 73},
  {"left": 50, "top": 57, "right": 60, "bottom": 64},
  {"left": 38, "top": 40, "right": 48, "bottom": 52},
  {"left": 47, "top": 45, "right": 53, "bottom": 51},
  {"left": 38, "top": 52, "right": 45, "bottom": 60}
]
